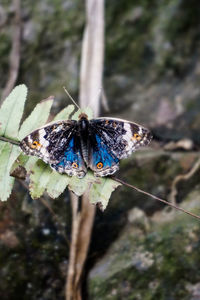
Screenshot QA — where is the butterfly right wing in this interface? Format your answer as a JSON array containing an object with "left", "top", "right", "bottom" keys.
[
  {"left": 87, "top": 117, "right": 152, "bottom": 177},
  {"left": 90, "top": 118, "right": 152, "bottom": 159},
  {"left": 20, "top": 120, "right": 87, "bottom": 178}
]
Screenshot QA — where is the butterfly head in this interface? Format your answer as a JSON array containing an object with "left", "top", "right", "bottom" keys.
[
  {"left": 78, "top": 113, "right": 90, "bottom": 133},
  {"left": 78, "top": 113, "right": 88, "bottom": 120}
]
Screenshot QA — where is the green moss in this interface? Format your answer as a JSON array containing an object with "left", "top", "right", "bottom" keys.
[{"left": 89, "top": 203, "right": 200, "bottom": 299}]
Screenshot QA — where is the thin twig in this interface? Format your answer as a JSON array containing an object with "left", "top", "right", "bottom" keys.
[
  {"left": 0, "top": 136, "right": 20, "bottom": 146},
  {"left": 169, "top": 157, "right": 200, "bottom": 205},
  {"left": 1, "top": 0, "right": 21, "bottom": 102},
  {"left": 113, "top": 177, "right": 200, "bottom": 221}
]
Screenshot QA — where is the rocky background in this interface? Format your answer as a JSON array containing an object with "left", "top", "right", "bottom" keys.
[{"left": 0, "top": 0, "right": 200, "bottom": 299}]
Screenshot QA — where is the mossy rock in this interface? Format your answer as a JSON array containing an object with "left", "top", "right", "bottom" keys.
[{"left": 88, "top": 189, "right": 200, "bottom": 300}]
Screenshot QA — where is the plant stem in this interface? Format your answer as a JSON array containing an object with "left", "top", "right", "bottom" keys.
[{"left": 0, "top": 136, "right": 20, "bottom": 146}]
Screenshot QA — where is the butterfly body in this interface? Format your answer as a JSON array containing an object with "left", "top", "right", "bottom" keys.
[{"left": 20, "top": 113, "right": 152, "bottom": 178}]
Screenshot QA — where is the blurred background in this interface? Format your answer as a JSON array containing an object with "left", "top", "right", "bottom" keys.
[{"left": 0, "top": 0, "right": 200, "bottom": 299}]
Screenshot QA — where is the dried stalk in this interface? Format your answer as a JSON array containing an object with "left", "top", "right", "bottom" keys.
[
  {"left": 73, "top": 188, "right": 96, "bottom": 293},
  {"left": 79, "top": 0, "right": 104, "bottom": 116},
  {"left": 1, "top": 0, "right": 21, "bottom": 102},
  {"left": 66, "top": 192, "right": 81, "bottom": 300},
  {"left": 66, "top": 1, "right": 104, "bottom": 299}
]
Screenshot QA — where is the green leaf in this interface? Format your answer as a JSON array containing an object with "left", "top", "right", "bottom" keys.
[
  {"left": 18, "top": 96, "right": 54, "bottom": 139},
  {"left": 11, "top": 153, "right": 38, "bottom": 175},
  {"left": 12, "top": 153, "right": 54, "bottom": 199},
  {"left": 24, "top": 157, "right": 39, "bottom": 173},
  {"left": 68, "top": 172, "right": 95, "bottom": 196},
  {"left": 0, "top": 84, "right": 27, "bottom": 139},
  {"left": 0, "top": 141, "right": 21, "bottom": 201},
  {"left": 89, "top": 177, "right": 121, "bottom": 210},
  {"left": 29, "top": 160, "right": 53, "bottom": 199},
  {"left": 53, "top": 104, "right": 75, "bottom": 121},
  {"left": 11, "top": 153, "right": 29, "bottom": 173},
  {"left": 46, "top": 171, "right": 70, "bottom": 198}
]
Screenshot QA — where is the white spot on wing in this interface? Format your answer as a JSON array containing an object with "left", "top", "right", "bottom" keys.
[
  {"left": 39, "top": 129, "right": 50, "bottom": 148},
  {"left": 123, "top": 123, "right": 135, "bottom": 155}
]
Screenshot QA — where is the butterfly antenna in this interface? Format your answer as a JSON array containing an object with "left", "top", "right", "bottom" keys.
[{"left": 63, "top": 86, "right": 81, "bottom": 110}]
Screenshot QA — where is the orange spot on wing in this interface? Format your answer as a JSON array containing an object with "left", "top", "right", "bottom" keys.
[
  {"left": 31, "top": 141, "right": 41, "bottom": 149},
  {"left": 131, "top": 133, "right": 142, "bottom": 141},
  {"left": 72, "top": 162, "right": 78, "bottom": 168},
  {"left": 97, "top": 162, "right": 103, "bottom": 169}
]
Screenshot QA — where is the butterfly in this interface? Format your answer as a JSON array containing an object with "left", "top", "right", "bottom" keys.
[{"left": 20, "top": 113, "right": 152, "bottom": 178}]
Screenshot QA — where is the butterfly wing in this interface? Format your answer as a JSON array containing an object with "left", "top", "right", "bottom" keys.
[
  {"left": 20, "top": 120, "right": 87, "bottom": 178},
  {"left": 20, "top": 116, "right": 152, "bottom": 178},
  {"left": 87, "top": 131, "right": 120, "bottom": 177},
  {"left": 88, "top": 118, "right": 152, "bottom": 176}
]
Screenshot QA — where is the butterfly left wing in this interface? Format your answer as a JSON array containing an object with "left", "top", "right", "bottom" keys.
[
  {"left": 88, "top": 118, "right": 152, "bottom": 176},
  {"left": 50, "top": 134, "right": 87, "bottom": 178},
  {"left": 20, "top": 120, "right": 87, "bottom": 178}
]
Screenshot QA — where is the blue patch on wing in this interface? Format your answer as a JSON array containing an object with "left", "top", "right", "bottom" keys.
[
  {"left": 92, "top": 135, "right": 119, "bottom": 167},
  {"left": 56, "top": 138, "right": 82, "bottom": 168}
]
